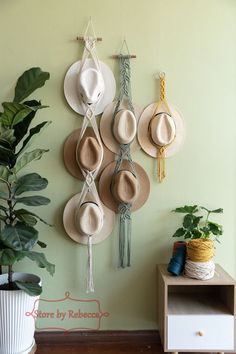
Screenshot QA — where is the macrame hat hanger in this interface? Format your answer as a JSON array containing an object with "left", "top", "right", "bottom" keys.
[
  {"left": 138, "top": 72, "right": 185, "bottom": 182},
  {"left": 63, "top": 19, "right": 115, "bottom": 292}
]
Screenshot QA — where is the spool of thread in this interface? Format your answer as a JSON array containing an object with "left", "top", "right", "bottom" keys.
[
  {"left": 168, "top": 241, "right": 186, "bottom": 276},
  {"left": 184, "top": 259, "right": 215, "bottom": 280},
  {"left": 187, "top": 239, "right": 214, "bottom": 262}
]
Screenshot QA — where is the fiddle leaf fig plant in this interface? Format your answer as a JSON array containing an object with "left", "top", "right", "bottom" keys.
[
  {"left": 172, "top": 205, "right": 223, "bottom": 242},
  {"left": 0, "top": 67, "right": 55, "bottom": 296}
]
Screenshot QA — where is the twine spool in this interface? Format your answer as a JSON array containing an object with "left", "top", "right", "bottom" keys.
[
  {"left": 187, "top": 239, "right": 214, "bottom": 262},
  {"left": 184, "top": 259, "right": 215, "bottom": 280},
  {"left": 168, "top": 241, "right": 186, "bottom": 276}
]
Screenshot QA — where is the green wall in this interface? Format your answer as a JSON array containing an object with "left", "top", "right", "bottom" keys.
[{"left": 0, "top": 0, "right": 236, "bottom": 330}]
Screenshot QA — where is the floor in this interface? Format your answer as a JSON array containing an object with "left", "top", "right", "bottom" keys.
[{"left": 36, "top": 342, "right": 161, "bottom": 353}]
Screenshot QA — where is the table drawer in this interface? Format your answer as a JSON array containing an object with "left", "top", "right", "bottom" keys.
[{"left": 167, "top": 314, "right": 234, "bottom": 350}]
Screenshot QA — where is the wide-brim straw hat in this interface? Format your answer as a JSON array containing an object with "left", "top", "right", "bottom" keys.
[
  {"left": 63, "top": 193, "right": 115, "bottom": 245},
  {"left": 64, "top": 127, "right": 114, "bottom": 181},
  {"left": 64, "top": 58, "right": 116, "bottom": 115},
  {"left": 98, "top": 160, "right": 150, "bottom": 212},
  {"left": 100, "top": 101, "right": 142, "bottom": 154},
  {"left": 138, "top": 102, "right": 185, "bottom": 157}
]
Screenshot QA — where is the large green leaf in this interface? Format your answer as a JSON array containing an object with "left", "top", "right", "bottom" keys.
[
  {"left": 14, "top": 208, "right": 52, "bottom": 226},
  {"left": 0, "top": 249, "right": 17, "bottom": 265},
  {"left": 14, "top": 173, "right": 48, "bottom": 195},
  {"left": 0, "top": 102, "right": 32, "bottom": 127},
  {"left": 15, "top": 212, "right": 38, "bottom": 226},
  {"left": 25, "top": 251, "right": 55, "bottom": 276},
  {"left": 15, "top": 195, "right": 50, "bottom": 206},
  {"left": 0, "top": 165, "right": 9, "bottom": 183},
  {"left": 14, "top": 68, "right": 50, "bottom": 103},
  {"left": 15, "top": 281, "right": 42, "bottom": 296},
  {"left": 14, "top": 149, "right": 49, "bottom": 173},
  {"left": 0, "top": 222, "right": 38, "bottom": 251},
  {"left": 0, "top": 124, "right": 15, "bottom": 147},
  {"left": 17, "top": 121, "right": 51, "bottom": 157},
  {"left": 172, "top": 227, "right": 186, "bottom": 238},
  {"left": 0, "top": 144, "right": 15, "bottom": 166},
  {"left": 173, "top": 205, "right": 199, "bottom": 214},
  {"left": 183, "top": 214, "right": 202, "bottom": 230},
  {"left": 207, "top": 221, "right": 223, "bottom": 236}
]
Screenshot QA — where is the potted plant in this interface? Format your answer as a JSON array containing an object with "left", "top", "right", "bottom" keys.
[
  {"left": 171, "top": 205, "right": 223, "bottom": 279},
  {"left": 0, "top": 68, "right": 55, "bottom": 354}
]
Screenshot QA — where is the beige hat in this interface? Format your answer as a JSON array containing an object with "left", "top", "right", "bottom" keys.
[
  {"left": 64, "top": 127, "right": 114, "bottom": 181},
  {"left": 64, "top": 58, "right": 116, "bottom": 115},
  {"left": 98, "top": 160, "right": 150, "bottom": 213},
  {"left": 113, "top": 109, "right": 137, "bottom": 145},
  {"left": 138, "top": 102, "right": 185, "bottom": 158},
  {"left": 63, "top": 193, "right": 115, "bottom": 245},
  {"left": 100, "top": 102, "right": 142, "bottom": 154}
]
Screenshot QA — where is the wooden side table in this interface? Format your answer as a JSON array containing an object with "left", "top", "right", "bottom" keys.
[{"left": 157, "top": 264, "right": 236, "bottom": 353}]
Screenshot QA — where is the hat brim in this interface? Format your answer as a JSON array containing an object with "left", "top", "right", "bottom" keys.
[
  {"left": 64, "top": 58, "right": 116, "bottom": 115},
  {"left": 64, "top": 127, "right": 115, "bottom": 180},
  {"left": 138, "top": 102, "right": 185, "bottom": 158},
  {"left": 100, "top": 101, "right": 142, "bottom": 154},
  {"left": 63, "top": 193, "right": 115, "bottom": 245},
  {"left": 98, "top": 160, "right": 150, "bottom": 213}
]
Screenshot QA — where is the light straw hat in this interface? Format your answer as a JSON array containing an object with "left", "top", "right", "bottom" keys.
[
  {"left": 100, "top": 102, "right": 142, "bottom": 154},
  {"left": 63, "top": 193, "right": 115, "bottom": 245},
  {"left": 138, "top": 102, "right": 185, "bottom": 158},
  {"left": 64, "top": 127, "right": 114, "bottom": 181},
  {"left": 64, "top": 59, "right": 116, "bottom": 115},
  {"left": 98, "top": 160, "right": 150, "bottom": 213}
]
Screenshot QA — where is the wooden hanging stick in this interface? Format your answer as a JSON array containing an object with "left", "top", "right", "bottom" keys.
[
  {"left": 112, "top": 54, "right": 136, "bottom": 59},
  {"left": 76, "top": 36, "right": 102, "bottom": 41}
]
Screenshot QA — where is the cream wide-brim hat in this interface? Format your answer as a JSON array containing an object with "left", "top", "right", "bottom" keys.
[
  {"left": 64, "top": 127, "right": 115, "bottom": 181},
  {"left": 100, "top": 101, "right": 142, "bottom": 154},
  {"left": 138, "top": 102, "right": 185, "bottom": 158},
  {"left": 64, "top": 58, "right": 116, "bottom": 115},
  {"left": 98, "top": 160, "right": 150, "bottom": 213},
  {"left": 63, "top": 193, "right": 115, "bottom": 245}
]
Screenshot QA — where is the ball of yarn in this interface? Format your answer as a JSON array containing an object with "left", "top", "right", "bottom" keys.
[
  {"left": 168, "top": 241, "right": 186, "bottom": 276},
  {"left": 187, "top": 239, "right": 214, "bottom": 262},
  {"left": 184, "top": 259, "right": 215, "bottom": 280}
]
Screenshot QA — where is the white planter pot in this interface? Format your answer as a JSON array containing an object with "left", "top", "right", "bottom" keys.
[{"left": 0, "top": 273, "right": 41, "bottom": 354}]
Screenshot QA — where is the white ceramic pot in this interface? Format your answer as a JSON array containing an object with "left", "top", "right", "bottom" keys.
[{"left": 0, "top": 273, "right": 41, "bottom": 354}]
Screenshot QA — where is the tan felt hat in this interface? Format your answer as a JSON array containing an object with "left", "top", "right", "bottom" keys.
[
  {"left": 63, "top": 193, "right": 115, "bottom": 245},
  {"left": 77, "top": 136, "right": 102, "bottom": 172},
  {"left": 113, "top": 109, "right": 137, "bottom": 145},
  {"left": 64, "top": 58, "right": 116, "bottom": 116},
  {"left": 98, "top": 160, "right": 150, "bottom": 213},
  {"left": 138, "top": 102, "right": 185, "bottom": 158},
  {"left": 100, "top": 101, "right": 142, "bottom": 154},
  {"left": 64, "top": 127, "right": 114, "bottom": 180}
]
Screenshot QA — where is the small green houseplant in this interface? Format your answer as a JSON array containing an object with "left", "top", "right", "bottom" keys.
[
  {"left": 0, "top": 67, "right": 55, "bottom": 296},
  {"left": 172, "top": 205, "right": 223, "bottom": 242}
]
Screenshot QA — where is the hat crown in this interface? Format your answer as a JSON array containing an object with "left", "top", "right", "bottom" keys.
[
  {"left": 150, "top": 112, "right": 176, "bottom": 147},
  {"left": 113, "top": 170, "right": 139, "bottom": 204},
  {"left": 77, "top": 136, "right": 102, "bottom": 172},
  {"left": 113, "top": 109, "right": 137, "bottom": 145},
  {"left": 75, "top": 202, "right": 103, "bottom": 236},
  {"left": 77, "top": 67, "right": 105, "bottom": 105}
]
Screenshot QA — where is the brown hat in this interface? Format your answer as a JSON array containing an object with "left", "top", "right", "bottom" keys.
[
  {"left": 98, "top": 160, "right": 150, "bottom": 213},
  {"left": 64, "top": 127, "right": 114, "bottom": 180},
  {"left": 100, "top": 101, "right": 142, "bottom": 154}
]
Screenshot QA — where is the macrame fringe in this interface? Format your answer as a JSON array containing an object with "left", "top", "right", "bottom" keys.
[
  {"left": 86, "top": 236, "right": 94, "bottom": 293},
  {"left": 118, "top": 203, "right": 132, "bottom": 268},
  {"left": 157, "top": 147, "right": 166, "bottom": 182}
]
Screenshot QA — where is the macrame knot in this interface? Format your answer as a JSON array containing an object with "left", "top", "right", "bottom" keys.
[
  {"left": 85, "top": 171, "right": 94, "bottom": 189},
  {"left": 85, "top": 37, "right": 96, "bottom": 51},
  {"left": 118, "top": 203, "right": 132, "bottom": 220},
  {"left": 85, "top": 107, "right": 93, "bottom": 120}
]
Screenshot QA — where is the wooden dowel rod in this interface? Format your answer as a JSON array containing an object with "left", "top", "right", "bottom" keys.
[
  {"left": 112, "top": 55, "right": 136, "bottom": 59},
  {"left": 76, "top": 36, "right": 102, "bottom": 41}
]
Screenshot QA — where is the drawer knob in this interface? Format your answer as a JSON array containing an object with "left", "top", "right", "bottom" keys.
[{"left": 197, "top": 331, "right": 204, "bottom": 337}]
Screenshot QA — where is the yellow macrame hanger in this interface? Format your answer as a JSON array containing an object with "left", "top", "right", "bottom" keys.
[{"left": 153, "top": 72, "right": 172, "bottom": 183}]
